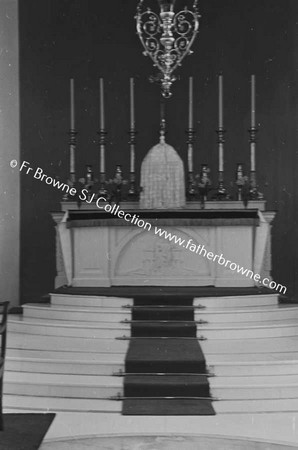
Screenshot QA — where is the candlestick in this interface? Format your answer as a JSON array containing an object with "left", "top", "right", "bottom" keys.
[
  {"left": 128, "top": 127, "right": 137, "bottom": 197},
  {"left": 216, "top": 126, "right": 227, "bottom": 199},
  {"left": 70, "top": 78, "right": 75, "bottom": 130},
  {"left": 251, "top": 74, "right": 256, "bottom": 129},
  {"left": 248, "top": 125, "right": 258, "bottom": 194},
  {"left": 186, "top": 126, "right": 195, "bottom": 199},
  {"left": 97, "top": 129, "right": 107, "bottom": 195},
  {"left": 188, "top": 76, "right": 193, "bottom": 129},
  {"left": 130, "top": 78, "right": 135, "bottom": 130},
  {"left": 69, "top": 79, "right": 76, "bottom": 181},
  {"left": 218, "top": 74, "right": 223, "bottom": 129},
  {"left": 99, "top": 78, "right": 105, "bottom": 130}
]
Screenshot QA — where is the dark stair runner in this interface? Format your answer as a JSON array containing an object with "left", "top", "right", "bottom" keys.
[{"left": 122, "top": 296, "right": 215, "bottom": 415}]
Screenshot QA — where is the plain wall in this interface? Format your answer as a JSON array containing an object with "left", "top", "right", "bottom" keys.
[{"left": 0, "top": 0, "right": 20, "bottom": 307}]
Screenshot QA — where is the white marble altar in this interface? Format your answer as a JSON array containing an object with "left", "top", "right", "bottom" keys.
[{"left": 51, "top": 202, "right": 275, "bottom": 289}]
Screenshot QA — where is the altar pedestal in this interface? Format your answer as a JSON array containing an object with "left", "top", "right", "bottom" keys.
[{"left": 51, "top": 205, "right": 275, "bottom": 288}]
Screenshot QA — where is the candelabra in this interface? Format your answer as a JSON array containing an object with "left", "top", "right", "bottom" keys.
[
  {"left": 108, "top": 164, "right": 127, "bottom": 205},
  {"left": 195, "top": 163, "right": 211, "bottom": 208},
  {"left": 235, "top": 163, "right": 250, "bottom": 206},
  {"left": 136, "top": 0, "right": 201, "bottom": 97}
]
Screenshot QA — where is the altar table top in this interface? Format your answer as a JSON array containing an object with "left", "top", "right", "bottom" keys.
[{"left": 66, "top": 209, "right": 259, "bottom": 228}]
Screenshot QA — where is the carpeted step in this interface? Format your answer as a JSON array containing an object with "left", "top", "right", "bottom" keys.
[
  {"left": 131, "top": 321, "right": 197, "bottom": 337},
  {"left": 122, "top": 398, "right": 215, "bottom": 415},
  {"left": 124, "top": 374, "right": 210, "bottom": 397},
  {"left": 125, "top": 338, "right": 207, "bottom": 373},
  {"left": 132, "top": 307, "right": 194, "bottom": 321},
  {"left": 123, "top": 296, "right": 214, "bottom": 415},
  {"left": 133, "top": 296, "right": 194, "bottom": 306}
]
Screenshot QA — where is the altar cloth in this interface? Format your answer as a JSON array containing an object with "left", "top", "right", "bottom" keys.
[
  {"left": 139, "top": 141, "right": 185, "bottom": 209},
  {"left": 66, "top": 209, "right": 259, "bottom": 228}
]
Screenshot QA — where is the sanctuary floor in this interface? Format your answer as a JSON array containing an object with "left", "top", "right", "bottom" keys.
[{"left": 39, "top": 412, "right": 298, "bottom": 449}]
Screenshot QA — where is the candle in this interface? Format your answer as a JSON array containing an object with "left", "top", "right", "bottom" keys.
[
  {"left": 188, "top": 76, "right": 193, "bottom": 129},
  {"left": 70, "top": 78, "right": 75, "bottom": 130},
  {"left": 251, "top": 74, "right": 256, "bottom": 128},
  {"left": 130, "top": 78, "right": 135, "bottom": 129},
  {"left": 99, "top": 78, "right": 105, "bottom": 130},
  {"left": 218, "top": 74, "right": 223, "bottom": 129}
]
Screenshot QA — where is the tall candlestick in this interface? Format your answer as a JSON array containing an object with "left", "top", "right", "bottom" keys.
[
  {"left": 218, "top": 74, "right": 224, "bottom": 173},
  {"left": 188, "top": 76, "right": 193, "bottom": 129},
  {"left": 251, "top": 74, "right": 256, "bottom": 128},
  {"left": 69, "top": 79, "right": 76, "bottom": 177},
  {"left": 70, "top": 78, "right": 75, "bottom": 130},
  {"left": 218, "top": 74, "right": 223, "bottom": 129},
  {"left": 99, "top": 78, "right": 105, "bottom": 130},
  {"left": 99, "top": 78, "right": 105, "bottom": 174},
  {"left": 130, "top": 77, "right": 135, "bottom": 130},
  {"left": 129, "top": 78, "right": 135, "bottom": 174}
]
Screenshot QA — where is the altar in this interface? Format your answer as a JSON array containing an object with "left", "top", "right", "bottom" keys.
[
  {"left": 51, "top": 55, "right": 277, "bottom": 290},
  {"left": 52, "top": 201, "right": 275, "bottom": 289}
]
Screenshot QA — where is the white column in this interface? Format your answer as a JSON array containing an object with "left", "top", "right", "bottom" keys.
[{"left": 0, "top": 0, "right": 20, "bottom": 307}]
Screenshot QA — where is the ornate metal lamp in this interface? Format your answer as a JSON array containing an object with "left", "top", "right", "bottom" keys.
[{"left": 136, "top": 0, "right": 200, "bottom": 98}]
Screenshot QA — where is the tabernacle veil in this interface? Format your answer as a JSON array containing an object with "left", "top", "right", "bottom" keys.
[{"left": 139, "top": 136, "right": 185, "bottom": 209}]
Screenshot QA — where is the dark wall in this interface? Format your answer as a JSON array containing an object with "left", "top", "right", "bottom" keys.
[{"left": 19, "top": 0, "right": 298, "bottom": 302}]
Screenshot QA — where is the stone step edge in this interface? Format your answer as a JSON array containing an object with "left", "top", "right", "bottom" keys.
[
  {"left": 7, "top": 356, "right": 298, "bottom": 369},
  {"left": 8, "top": 320, "right": 298, "bottom": 332},
  {"left": 23, "top": 304, "right": 130, "bottom": 313},
  {"left": 8, "top": 319, "right": 129, "bottom": 330}
]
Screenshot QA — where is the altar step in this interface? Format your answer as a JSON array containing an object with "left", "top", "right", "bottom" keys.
[
  {"left": 8, "top": 317, "right": 130, "bottom": 339},
  {"left": 6, "top": 348, "right": 125, "bottom": 362},
  {"left": 50, "top": 294, "right": 133, "bottom": 308},
  {"left": 5, "top": 355, "right": 298, "bottom": 377},
  {"left": 5, "top": 392, "right": 298, "bottom": 414},
  {"left": 4, "top": 370, "right": 298, "bottom": 402},
  {"left": 195, "top": 305, "right": 298, "bottom": 322},
  {"left": 3, "top": 394, "right": 122, "bottom": 413},
  {"left": 4, "top": 371, "right": 122, "bottom": 398},
  {"left": 5, "top": 356, "right": 124, "bottom": 376},
  {"left": 50, "top": 288, "right": 279, "bottom": 308},
  {"left": 23, "top": 304, "right": 130, "bottom": 322},
  {"left": 4, "top": 292, "right": 298, "bottom": 416},
  {"left": 6, "top": 332, "right": 129, "bottom": 354},
  {"left": 208, "top": 360, "right": 298, "bottom": 376},
  {"left": 27, "top": 301, "right": 291, "bottom": 325},
  {"left": 201, "top": 337, "right": 298, "bottom": 354},
  {"left": 9, "top": 316, "right": 298, "bottom": 340},
  {"left": 194, "top": 294, "right": 279, "bottom": 308}
]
